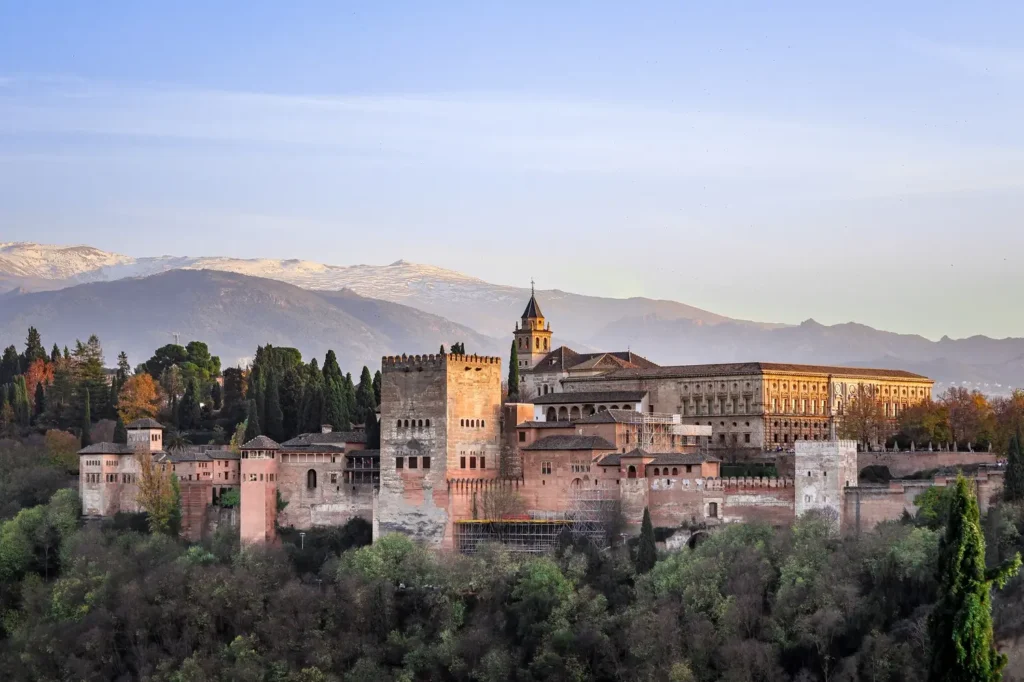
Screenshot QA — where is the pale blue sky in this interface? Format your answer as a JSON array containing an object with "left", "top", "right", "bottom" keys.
[{"left": 1, "top": 2, "right": 1021, "bottom": 339}]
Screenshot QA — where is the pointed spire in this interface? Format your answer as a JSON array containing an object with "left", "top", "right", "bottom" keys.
[{"left": 521, "top": 280, "right": 544, "bottom": 320}]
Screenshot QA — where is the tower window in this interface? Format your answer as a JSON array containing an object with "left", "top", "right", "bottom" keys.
[{"left": 307, "top": 469, "right": 317, "bottom": 489}]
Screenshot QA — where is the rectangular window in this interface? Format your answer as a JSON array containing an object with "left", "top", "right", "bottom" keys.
[
  {"left": 518, "top": 432, "right": 526, "bottom": 442},
  {"left": 422, "top": 456, "right": 431, "bottom": 469},
  {"left": 744, "top": 433, "right": 751, "bottom": 443},
  {"left": 542, "top": 462, "right": 552, "bottom": 475},
  {"left": 396, "top": 457, "right": 404, "bottom": 469},
  {"left": 460, "top": 456, "right": 466, "bottom": 469},
  {"left": 408, "top": 457, "right": 418, "bottom": 469},
  {"left": 470, "top": 456, "right": 477, "bottom": 469},
  {"left": 330, "top": 472, "right": 338, "bottom": 484},
  {"left": 480, "top": 457, "right": 486, "bottom": 469}
]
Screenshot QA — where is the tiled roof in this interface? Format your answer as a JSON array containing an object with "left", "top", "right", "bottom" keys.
[
  {"left": 650, "top": 452, "right": 721, "bottom": 465},
  {"left": 597, "top": 452, "right": 623, "bottom": 466},
  {"left": 522, "top": 435, "right": 616, "bottom": 451},
  {"left": 241, "top": 435, "right": 280, "bottom": 450},
  {"left": 163, "top": 448, "right": 212, "bottom": 463},
  {"left": 280, "top": 430, "right": 367, "bottom": 447},
  {"left": 526, "top": 346, "right": 659, "bottom": 375},
  {"left": 126, "top": 418, "right": 164, "bottom": 429},
  {"left": 517, "top": 420, "right": 574, "bottom": 429},
  {"left": 206, "top": 450, "right": 241, "bottom": 460},
  {"left": 78, "top": 442, "right": 138, "bottom": 455},
  {"left": 531, "top": 390, "right": 647, "bottom": 405},
  {"left": 345, "top": 449, "right": 380, "bottom": 458},
  {"left": 574, "top": 409, "right": 643, "bottom": 424},
  {"left": 563, "top": 361, "right": 931, "bottom": 382},
  {"left": 521, "top": 294, "right": 544, "bottom": 320}
]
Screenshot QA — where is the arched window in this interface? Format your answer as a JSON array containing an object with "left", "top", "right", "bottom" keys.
[
  {"left": 610, "top": 405, "right": 619, "bottom": 410},
  {"left": 558, "top": 406, "right": 569, "bottom": 420},
  {"left": 481, "top": 420, "right": 485, "bottom": 427},
  {"left": 418, "top": 419, "right": 423, "bottom": 427},
  {"left": 404, "top": 419, "right": 409, "bottom": 427},
  {"left": 653, "top": 468, "right": 660, "bottom": 476},
  {"left": 546, "top": 407, "right": 557, "bottom": 421},
  {"left": 627, "top": 465, "right": 637, "bottom": 479},
  {"left": 543, "top": 339, "right": 548, "bottom": 350},
  {"left": 672, "top": 467, "right": 678, "bottom": 476},
  {"left": 396, "top": 420, "right": 401, "bottom": 428},
  {"left": 307, "top": 469, "right": 317, "bottom": 489},
  {"left": 570, "top": 406, "right": 580, "bottom": 420},
  {"left": 425, "top": 419, "right": 430, "bottom": 427},
  {"left": 535, "top": 338, "right": 540, "bottom": 349}
]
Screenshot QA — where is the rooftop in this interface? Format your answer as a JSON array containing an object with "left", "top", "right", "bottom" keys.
[
  {"left": 526, "top": 346, "right": 659, "bottom": 375},
  {"left": 241, "top": 435, "right": 280, "bottom": 450},
  {"left": 280, "top": 430, "right": 367, "bottom": 447},
  {"left": 126, "top": 417, "right": 164, "bottom": 429},
  {"left": 521, "top": 293, "right": 544, "bottom": 320},
  {"left": 517, "top": 420, "right": 574, "bottom": 429},
  {"left": 618, "top": 448, "right": 721, "bottom": 465},
  {"left": 78, "top": 442, "right": 140, "bottom": 455},
  {"left": 531, "top": 390, "right": 647, "bottom": 405},
  {"left": 574, "top": 409, "right": 645, "bottom": 424},
  {"left": 522, "top": 435, "right": 616, "bottom": 451},
  {"left": 563, "top": 361, "right": 931, "bottom": 382}
]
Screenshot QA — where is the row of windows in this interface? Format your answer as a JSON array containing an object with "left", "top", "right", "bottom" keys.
[
  {"left": 93, "top": 473, "right": 136, "bottom": 483},
  {"left": 397, "top": 418, "right": 431, "bottom": 428},
  {"left": 280, "top": 453, "right": 338, "bottom": 463},
  {"left": 773, "top": 420, "right": 827, "bottom": 428},
  {"left": 717, "top": 433, "right": 752, "bottom": 444},
  {"left": 396, "top": 456, "right": 431, "bottom": 470},
  {"left": 771, "top": 398, "right": 828, "bottom": 415},
  {"left": 682, "top": 382, "right": 753, "bottom": 392},
  {"left": 247, "top": 473, "right": 278, "bottom": 482},
  {"left": 517, "top": 336, "right": 550, "bottom": 351},
  {"left": 460, "top": 418, "right": 486, "bottom": 428},
  {"left": 459, "top": 455, "right": 486, "bottom": 469},
  {"left": 651, "top": 466, "right": 696, "bottom": 476},
  {"left": 570, "top": 463, "right": 591, "bottom": 473},
  {"left": 773, "top": 434, "right": 828, "bottom": 443},
  {"left": 83, "top": 459, "right": 101, "bottom": 467},
  {"left": 683, "top": 399, "right": 752, "bottom": 416}
]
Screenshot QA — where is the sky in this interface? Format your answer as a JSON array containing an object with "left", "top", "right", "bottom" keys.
[{"left": 1, "top": 2, "right": 1022, "bottom": 340}]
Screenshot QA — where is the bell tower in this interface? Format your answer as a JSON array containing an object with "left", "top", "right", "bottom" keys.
[{"left": 513, "top": 280, "right": 553, "bottom": 371}]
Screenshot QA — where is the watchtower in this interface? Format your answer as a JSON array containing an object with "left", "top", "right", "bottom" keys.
[
  {"left": 513, "top": 282, "right": 553, "bottom": 371},
  {"left": 240, "top": 435, "right": 280, "bottom": 544}
]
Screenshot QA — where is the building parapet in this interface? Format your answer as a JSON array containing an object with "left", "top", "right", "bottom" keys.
[
  {"left": 381, "top": 353, "right": 502, "bottom": 369},
  {"left": 721, "top": 476, "right": 793, "bottom": 489}
]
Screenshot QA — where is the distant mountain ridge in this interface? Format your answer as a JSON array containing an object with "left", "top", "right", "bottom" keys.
[{"left": 0, "top": 242, "right": 1021, "bottom": 394}]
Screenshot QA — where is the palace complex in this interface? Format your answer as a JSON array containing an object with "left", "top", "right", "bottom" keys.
[{"left": 79, "top": 290, "right": 1001, "bottom": 552}]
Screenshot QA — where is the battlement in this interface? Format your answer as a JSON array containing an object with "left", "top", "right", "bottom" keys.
[
  {"left": 381, "top": 353, "right": 502, "bottom": 370},
  {"left": 720, "top": 476, "right": 793, "bottom": 490}
]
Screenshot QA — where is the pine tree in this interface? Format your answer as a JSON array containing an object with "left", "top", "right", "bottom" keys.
[
  {"left": 22, "top": 326, "right": 46, "bottom": 366},
  {"left": 636, "top": 507, "right": 657, "bottom": 574},
  {"left": 177, "top": 378, "right": 202, "bottom": 430},
  {"left": 264, "top": 369, "right": 285, "bottom": 441},
  {"left": 1004, "top": 429, "right": 1024, "bottom": 502},
  {"left": 928, "top": 475, "right": 1021, "bottom": 681},
  {"left": 0, "top": 345, "right": 20, "bottom": 385},
  {"left": 373, "top": 370, "right": 382, "bottom": 407},
  {"left": 33, "top": 382, "right": 45, "bottom": 423},
  {"left": 114, "top": 415, "right": 127, "bottom": 444},
  {"left": 80, "top": 389, "right": 92, "bottom": 447},
  {"left": 507, "top": 340, "right": 520, "bottom": 401},
  {"left": 50, "top": 343, "right": 61, "bottom": 363},
  {"left": 244, "top": 399, "right": 261, "bottom": 442},
  {"left": 356, "top": 366, "right": 376, "bottom": 425}
]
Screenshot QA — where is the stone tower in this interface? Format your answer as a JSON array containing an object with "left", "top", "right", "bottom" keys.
[
  {"left": 794, "top": 440, "right": 858, "bottom": 529},
  {"left": 376, "top": 352, "right": 502, "bottom": 548},
  {"left": 240, "top": 435, "right": 280, "bottom": 544},
  {"left": 513, "top": 282, "right": 553, "bottom": 372},
  {"left": 126, "top": 417, "right": 164, "bottom": 452}
]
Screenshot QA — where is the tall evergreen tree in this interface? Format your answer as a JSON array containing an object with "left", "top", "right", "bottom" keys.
[
  {"left": 80, "top": 389, "right": 92, "bottom": 447},
  {"left": 300, "top": 361, "right": 325, "bottom": 434},
  {"left": 636, "top": 507, "right": 657, "bottom": 574},
  {"left": 323, "top": 377, "right": 348, "bottom": 431},
  {"left": 13, "top": 376, "right": 30, "bottom": 426},
  {"left": 365, "top": 412, "right": 381, "bottom": 449},
  {"left": 210, "top": 381, "right": 222, "bottom": 411},
  {"left": 177, "top": 378, "right": 202, "bottom": 430},
  {"left": 373, "top": 370, "right": 382, "bottom": 407},
  {"left": 439, "top": 344, "right": 446, "bottom": 355},
  {"left": 928, "top": 475, "right": 1021, "bottom": 681},
  {"left": 355, "top": 366, "right": 376, "bottom": 425},
  {"left": 50, "top": 343, "right": 61, "bottom": 363},
  {"left": 507, "top": 341, "right": 520, "bottom": 401},
  {"left": 72, "top": 336, "right": 109, "bottom": 420},
  {"left": 1004, "top": 430, "right": 1024, "bottom": 502},
  {"left": 244, "top": 399, "right": 262, "bottom": 442},
  {"left": 322, "top": 349, "right": 343, "bottom": 383},
  {"left": 113, "top": 415, "right": 127, "bottom": 444},
  {"left": 0, "top": 345, "right": 20, "bottom": 385},
  {"left": 264, "top": 369, "right": 285, "bottom": 441},
  {"left": 22, "top": 326, "right": 46, "bottom": 366},
  {"left": 280, "top": 366, "right": 305, "bottom": 440},
  {"left": 248, "top": 364, "right": 267, "bottom": 431},
  {"left": 341, "top": 372, "right": 357, "bottom": 428},
  {"left": 33, "top": 381, "right": 45, "bottom": 423}
]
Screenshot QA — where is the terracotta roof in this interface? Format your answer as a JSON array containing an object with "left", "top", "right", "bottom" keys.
[
  {"left": 526, "top": 346, "right": 659, "bottom": 375},
  {"left": 517, "top": 420, "right": 574, "bottom": 429},
  {"left": 280, "top": 430, "right": 367, "bottom": 447},
  {"left": 563, "top": 361, "right": 931, "bottom": 382},
  {"left": 126, "top": 418, "right": 164, "bottom": 429},
  {"left": 521, "top": 294, "right": 544, "bottom": 320},
  {"left": 522, "top": 435, "right": 616, "bottom": 451},
  {"left": 241, "top": 435, "right": 280, "bottom": 450},
  {"left": 575, "top": 409, "right": 643, "bottom": 424},
  {"left": 532, "top": 390, "right": 647, "bottom": 405},
  {"left": 78, "top": 442, "right": 138, "bottom": 455}
]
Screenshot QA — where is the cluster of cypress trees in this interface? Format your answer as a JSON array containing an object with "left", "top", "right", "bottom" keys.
[{"left": 243, "top": 345, "right": 381, "bottom": 445}]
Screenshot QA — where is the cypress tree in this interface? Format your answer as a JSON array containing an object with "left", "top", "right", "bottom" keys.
[
  {"left": 211, "top": 381, "right": 222, "bottom": 410},
  {"left": 373, "top": 370, "right": 382, "bottom": 407},
  {"left": 23, "top": 326, "right": 46, "bottom": 366},
  {"left": 14, "top": 376, "right": 30, "bottom": 426},
  {"left": 365, "top": 412, "right": 380, "bottom": 449},
  {"left": 264, "top": 369, "right": 285, "bottom": 441},
  {"left": 439, "top": 344, "right": 446, "bottom": 355},
  {"left": 507, "top": 340, "right": 520, "bottom": 401},
  {"left": 50, "top": 343, "right": 61, "bottom": 363},
  {"left": 80, "top": 389, "right": 92, "bottom": 447},
  {"left": 177, "top": 378, "right": 202, "bottom": 430},
  {"left": 1004, "top": 429, "right": 1024, "bottom": 502},
  {"left": 33, "top": 382, "right": 45, "bottom": 423},
  {"left": 322, "top": 350, "right": 343, "bottom": 383},
  {"left": 244, "top": 399, "right": 261, "bottom": 442},
  {"left": 114, "top": 415, "right": 127, "bottom": 444},
  {"left": 356, "top": 366, "right": 376, "bottom": 425},
  {"left": 279, "top": 366, "right": 305, "bottom": 440},
  {"left": 301, "top": 362, "right": 325, "bottom": 434},
  {"left": 636, "top": 507, "right": 657, "bottom": 574},
  {"left": 323, "top": 377, "right": 348, "bottom": 431},
  {"left": 342, "top": 372, "right": 357, "bottom": 427},
  {"left": 928, "top": 475, "right": 1021, "bottom": 681}
]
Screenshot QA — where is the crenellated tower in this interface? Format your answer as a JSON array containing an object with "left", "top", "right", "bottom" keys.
[{"left": 513, "top": 281, "right": 553, "bottom": 371}]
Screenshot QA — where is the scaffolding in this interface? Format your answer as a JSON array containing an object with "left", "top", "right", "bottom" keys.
[
  {"left": 453, "top": 487, "right": 619, "bottom": 555},
  {"left": 635, "top": 412, "right": 711, "bottom": 454}
]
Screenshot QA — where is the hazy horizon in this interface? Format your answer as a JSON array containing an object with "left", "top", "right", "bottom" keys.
[{"left": 2, "top": 3, "right": 1022, "bottom": 340}]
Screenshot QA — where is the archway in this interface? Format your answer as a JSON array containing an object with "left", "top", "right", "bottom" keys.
[
  {"left": 558, "top": 406, "right": 569, "bottom": 420},
  {"left": 306, "top": 469, "right": 317, "bottom": 489},
  {"left": 569, "top": 406, "right": 581, "bottom": 420},
  {"left": 627, "top": 465, "right": 637, "bottom": 479},
  {"left": 546, "top": 407, "right": 557, "bottom": 421}
]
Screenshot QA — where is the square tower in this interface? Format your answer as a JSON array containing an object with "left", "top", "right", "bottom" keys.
[
  {"left": 377, "top": 352, "right": 502, "bottom": 548},
  {"left": 240, "top": 435, "right": 280, "bottom": 544},
  {"left": 126, "top": 417, "right": 164, "bottom": 452},
  {"left": 794, "top": 440, "right": 858, "bottom": 528},
  {"left": 513, "top": 287, "right": 553, "bottom": 371}
]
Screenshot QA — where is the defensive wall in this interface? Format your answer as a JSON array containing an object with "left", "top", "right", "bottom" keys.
[{"left": 856, "top": 451, "right": 998, "bottom": 478}]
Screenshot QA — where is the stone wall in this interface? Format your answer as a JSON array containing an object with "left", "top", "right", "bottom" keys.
[
  {"left": 277, "top": 457, "right": 372, "bottom": 529},
  {"left": 721, "top": 478, "right": 795, "bottom": 525},
  {"left": 857, "top": 451, "right": 998, "bottom": 477},
  {"left": 795, "top": 440, "right": 858, "bottom": 524}
]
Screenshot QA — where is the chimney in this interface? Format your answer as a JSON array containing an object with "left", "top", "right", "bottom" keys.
[{"left": 321, "top": 424, "right": 333, "bottom": 434}]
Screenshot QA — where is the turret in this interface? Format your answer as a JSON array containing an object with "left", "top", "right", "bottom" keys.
[
  {"left": 126, "top": 418, "right": 164, "bottom": 452},
  {"left": 513, "top": 281, "right": 553, "bottom": 371}
]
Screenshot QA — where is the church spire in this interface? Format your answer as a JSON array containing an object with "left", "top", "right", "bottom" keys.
[{"left": 521, "top": 279, "right": 544, "bottom": 321}]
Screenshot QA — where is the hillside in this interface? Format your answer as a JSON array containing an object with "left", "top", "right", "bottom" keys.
[{"left": 0, "top": 269, "right": 502, "bottom": 370}]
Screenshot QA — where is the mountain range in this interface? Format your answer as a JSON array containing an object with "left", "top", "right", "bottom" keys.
[{"left": 1, "top": 242, "right": 1021, "bottom": 393}]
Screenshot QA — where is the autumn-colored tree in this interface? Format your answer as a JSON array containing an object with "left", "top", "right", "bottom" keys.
[
  {"left": 117, "top": 373, "right": 162, "bottom": 424},
  {"left": 23, "top": 358, "right": 53, "bottom": 412},
  {"left": 993, "top": 390, "right": 1024, "bottom": 454},
  {"left": 135, "top": 450, "right": 179, "bottom": 536},
  {"left": 44, "top": 429, "right": 81, "bottom": 472},
  {"left": 940, "top": 387, "right": 995, "bottom": 447},
  {"left": 899, "top": 399, "right": 952, "bottom": 445},
  {"left": 838, "top": 384, "right": 888, "bottom": 447}
]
